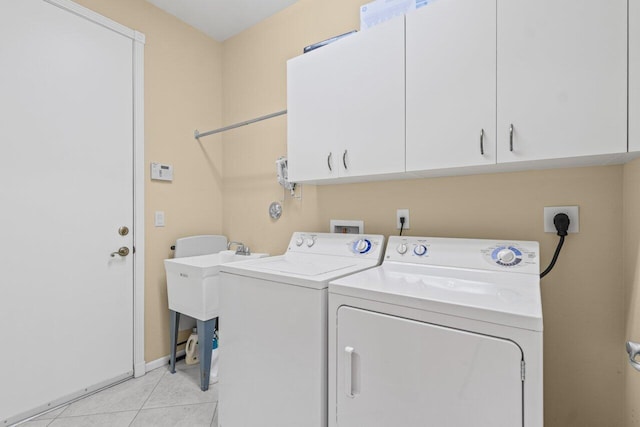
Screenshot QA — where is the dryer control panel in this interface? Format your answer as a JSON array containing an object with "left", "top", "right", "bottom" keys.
[
  {"left": 288, "top": 232, "right": 385, "bottom": 259},
  {"left": 385, "top": 236, "right": 539, "bottom": 274}
]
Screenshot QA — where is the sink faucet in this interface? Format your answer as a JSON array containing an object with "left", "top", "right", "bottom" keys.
[{"left": 227, "top": 241, "right": 251, "bottom": 255}]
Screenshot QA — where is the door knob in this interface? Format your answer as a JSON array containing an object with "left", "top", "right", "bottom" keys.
[{"left": 110, "top": 247, "right": 130, "bottom": 257}]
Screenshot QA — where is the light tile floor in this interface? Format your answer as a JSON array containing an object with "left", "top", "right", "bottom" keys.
[{"left": 19, "top": 361, "right": 218, "bottom": 427}]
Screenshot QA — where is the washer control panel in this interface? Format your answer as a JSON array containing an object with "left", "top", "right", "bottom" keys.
[
  {"left": 288, "top": 232, "right": 385, "bottom": 258},
  {"left": 352, "top": 238, "right": 373, "bottom": 254},
  {"left": 385, "top": 236, "right": 539, "bottom": 274}
]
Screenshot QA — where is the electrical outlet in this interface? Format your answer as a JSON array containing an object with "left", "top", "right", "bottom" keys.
[
  {"left": 396, "top": 209, "right": 410, "bottom": 230},
  {"left": 544, "top": 206, "right": 579, "bottom": 233}
]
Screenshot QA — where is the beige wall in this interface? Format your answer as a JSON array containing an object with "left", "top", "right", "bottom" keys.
[
  {"left": 73, "top": 0, "right": 224, "bottom": 361},
  {"left": 221, "top": 1, "right": 626, "bottom": 425},
  {"left": 625, "top": 158, "right": 640, "bottom": 426},
  {"left": 65, "top": 0, "right": 633, "bottom": 424}
]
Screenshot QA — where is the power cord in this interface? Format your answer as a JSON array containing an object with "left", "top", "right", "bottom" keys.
[
  {"left": 399, "top": 216, "right": 406, "bottom": 236},
  {"left": 540, "top": 213, "right": 570, "bottom": 279}
]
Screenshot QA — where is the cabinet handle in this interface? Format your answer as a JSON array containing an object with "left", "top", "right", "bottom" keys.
[
  {"left": 343, "top": 150, "right": 348, "bottom": 170},
  {"left": 344, "top": 346, "right": 355, "bottom": 398},
  {"left": 480, "top": 129, "right": 485, "bottom": 155},
  {"left": 509, "top": 124, "right": 514, "bottom": 152},
  {"left": 327, "top": 152, "right": 333, "bottom": 171}
]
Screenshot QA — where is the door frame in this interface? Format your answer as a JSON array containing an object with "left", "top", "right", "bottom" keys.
[{"left": 45, "top": 0, "right": 146, "bottom": 378}]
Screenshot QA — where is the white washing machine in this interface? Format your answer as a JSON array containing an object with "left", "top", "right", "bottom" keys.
[
  {"left": 328, "top": 236, "right": 543, "bottom": 427},
  {"left": 218, "top": 232, "right": 385, "bottom": 427}
]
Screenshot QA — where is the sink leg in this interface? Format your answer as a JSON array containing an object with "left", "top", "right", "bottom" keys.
[
  {"left": 197, "top": 318, "right": 217, "bottom": 391},
  {"left": 169, "top": 310, "right": 180, "bottom": 374}
]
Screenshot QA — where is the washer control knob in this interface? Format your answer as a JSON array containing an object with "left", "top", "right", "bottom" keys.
[
  {"left": 353, "top": 239, "right": 372, "bottom": 254},
  {"left": 497, "top": 248, "right": 516, "bottom": 263},
  {"left": 396, "top": 243, "right": 408, "bottom": 255},
  {"left": 414, "top": 245, "right": 428, "bottom": 256},
  {"left": 295, "top": 237, "right": 304, "bottom": 247},
  {"left": 306, "top": 238, "right": 315, "bottom": 248}
]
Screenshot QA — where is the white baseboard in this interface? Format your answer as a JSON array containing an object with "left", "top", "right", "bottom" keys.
[
  {"left": 134, "top": 361, "right": 146, "bottom": 378},
  {"left": 145, "top": 350, "right": 186, "bottom": 373}
]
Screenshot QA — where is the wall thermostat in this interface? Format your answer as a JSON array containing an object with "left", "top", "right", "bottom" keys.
[{"left": 151, "top": 162, "right": 173, "bottom": 181}]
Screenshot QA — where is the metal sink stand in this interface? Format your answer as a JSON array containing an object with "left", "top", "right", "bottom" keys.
[{"left": 169, "top": 310, "right": 217, "bottom": 391}]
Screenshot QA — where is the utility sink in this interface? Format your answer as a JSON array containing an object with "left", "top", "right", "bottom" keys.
[{"left": 164, "top": 250, "right": 268, "bottom": 321}]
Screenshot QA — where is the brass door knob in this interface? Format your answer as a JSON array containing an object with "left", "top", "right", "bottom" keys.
[{"left": 110, "top": 247, "right": 130, "bottom": 257}]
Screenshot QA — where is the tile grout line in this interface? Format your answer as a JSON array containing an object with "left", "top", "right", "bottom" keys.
[
  {"left": 211, "top": 402, "right": 218, "bottom": 427},
  {"left": 53, "top": 409, "right": 140, "bottom": 419},
  {"left": 52, "top": 369, "right": 165, "bottom": 421},
  {"left": 30, "top": 366, "right": 218, "bottom": 426},
  {"left": 129, "top": 367, "right": 170, "bottom": 425}
]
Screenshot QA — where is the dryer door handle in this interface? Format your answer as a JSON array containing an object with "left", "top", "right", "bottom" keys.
[{"left": 344, "top": 346, "right": 355, "bottom": 398}]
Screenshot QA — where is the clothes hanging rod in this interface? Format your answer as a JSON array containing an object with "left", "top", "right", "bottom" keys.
[{"left": 194, "top": 109, "right": 287, "bottom": 140}]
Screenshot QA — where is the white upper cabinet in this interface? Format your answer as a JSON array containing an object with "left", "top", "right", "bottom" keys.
[
  {"left": 287, "top": 0, "right": 631, "bottom": 184},
  {"left": 496, "top": 0, "right": 627, "bottom": 163},
  {"left": 631, "top": 0, "right": 640, "bottom": 152},
  {"left": 406, "top": 0, "right": 496, "bottom": 172},
  {"left": 287, "top": 18, "right": 405, "bottom": 183}
]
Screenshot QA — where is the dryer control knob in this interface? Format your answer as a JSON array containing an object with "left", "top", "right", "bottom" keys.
[
  {"left": 396, "top": 243, "right": 408, "bottom": 254},
  {"left": 295, "top": 237, "right": 304, "bottom": 247},
  {"left": 414, "top": 245, "right": 428, "bottom": 256},
  {"left": 497, "top": 248, "right": 516, "bottom": 263},
  {"left": 306, "top": 238, "right": 315, "bottom": 248}
]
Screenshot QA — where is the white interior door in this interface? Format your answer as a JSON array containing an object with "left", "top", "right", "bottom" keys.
[
  {"left": 336, "top": 307, "right": 523, "bottom": 427},
  {"left": 0, "top": 0, "right": 135, "bottom": 423}
]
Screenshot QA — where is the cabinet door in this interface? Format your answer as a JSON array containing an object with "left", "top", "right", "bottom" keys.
[
  {"left": 406, "top": 0, "right": 496, "bottom": 172},
  {"left": 336, "top": 307, "right": 523, "bottom": 427},
  {"left": 631, "top": 0, "right": 640, "bottom": 152},
  {"left": 287, "top": 18, "right": 405, "bottom": 182},
  {"left": 497, "top": 0, "right": 627, "bottom": 162},
  {"left": 287, "top": 52, "right": 339, "bottom": 182}
]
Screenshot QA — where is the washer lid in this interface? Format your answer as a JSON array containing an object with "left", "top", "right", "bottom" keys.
[
  {"left": 257, "top": 258, "right": 358, "bottom": 276},
  {"left": 220, "top": 254, "right": 381, "bottom": 290},
  {"left": 330, "top": 262, "right": 542, "bottom": 331},
  {"left": 219, "top": 232, "right": 386, "bottom": 289}
]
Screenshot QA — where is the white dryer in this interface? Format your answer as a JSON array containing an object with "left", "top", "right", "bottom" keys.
[
  {"left": 218, "top": 232, "right": 385, "bottom": 427},
  {"left": 328, "top": 236, "right": 543, "bottom": 427}
]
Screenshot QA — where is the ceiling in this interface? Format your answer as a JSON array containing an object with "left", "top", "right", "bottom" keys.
[{"left": 146, "top": 0, "right": 300, "bottom": 42}]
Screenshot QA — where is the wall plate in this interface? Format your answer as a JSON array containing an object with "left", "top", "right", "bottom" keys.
[
  {"left": 544, "top": 206, "right": 579, "bottom": 233},
  {"left": 330, "top": 220, "right": 364, "bottom": 234},
  {"left": 396, "top": 209, "right": 410, "bottom": 229}
]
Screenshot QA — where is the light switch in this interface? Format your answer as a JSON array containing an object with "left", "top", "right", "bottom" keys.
[{"left": 154, "top": 211, "right": 165, "bottom": 227}]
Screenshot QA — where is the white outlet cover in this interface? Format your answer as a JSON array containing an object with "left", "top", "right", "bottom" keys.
[
  {"left": 396, "top": 209, "right": 410, "bottom": 230},
  {"left": 544, "top": 206, "right": 579, "bottom": 233}
]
